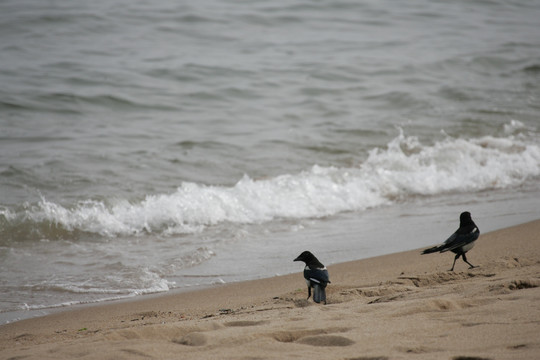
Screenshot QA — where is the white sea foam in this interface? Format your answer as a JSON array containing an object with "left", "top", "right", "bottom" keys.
[
  {"left": 14, "top": 280, "right": 173, "bottom": 314},
  {"left": 19, "top": 294, "right": 138, "bottom": 312},
  {"left": 21, "top": 131, "right": 540, "bottom": 238},
  {"left": 29, "top": 265, "right": 174, "bottom": 294},
  {"left": 362, "top": 130, "right": 540, "bottom": 196}
]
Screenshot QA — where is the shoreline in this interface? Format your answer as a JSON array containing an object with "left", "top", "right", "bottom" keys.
[
  {"left": 1, "top": 219, "right": 539, "bottom": 359},
  {"left": 3, "top": 188, "right": 539, "bottom": 328}
]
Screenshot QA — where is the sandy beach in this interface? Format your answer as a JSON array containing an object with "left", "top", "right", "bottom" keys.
[{"left": 1, "top": 219, "right": 539, "bottom": 360}]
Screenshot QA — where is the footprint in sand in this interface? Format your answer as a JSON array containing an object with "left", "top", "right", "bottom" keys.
[
  {"left": 273, "top": 328, "right": 353, "bottom": 347},
  {"left": 297, "top": 335, "right": 355, "bottom": 347},
  {"left": 224, "top": 320, "right": 267, "bottom": 327},
  {"left": 173, "top": 332, "right": 207, "bottom": 346}
]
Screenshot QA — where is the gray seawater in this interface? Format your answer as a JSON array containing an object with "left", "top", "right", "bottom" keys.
[{"left": 1, "top": 0, "right": 540, "bottom": 323}]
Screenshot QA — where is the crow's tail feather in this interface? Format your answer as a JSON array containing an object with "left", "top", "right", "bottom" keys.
[
  {"left": 421, "top": 245, "right": 442, "bottom": 255},
  {"left": 312, "top": 284, "right": 327, "bottom": 304}
]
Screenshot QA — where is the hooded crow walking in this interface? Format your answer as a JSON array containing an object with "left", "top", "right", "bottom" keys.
[
  {"left": 422, "top": 211, "right": 480, "bottom": 271},
  {"left": 294, "top": 251, "right": 330, "bottom": 304}
]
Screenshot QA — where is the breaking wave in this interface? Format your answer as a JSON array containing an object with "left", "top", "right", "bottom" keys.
[{"left": 2, "top": 129, "right": 539, "bottom": 240}]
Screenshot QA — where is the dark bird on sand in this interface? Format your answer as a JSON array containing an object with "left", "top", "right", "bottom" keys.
[
  {"left": 294, "top": 251, "right": 330, "bottom": 304},
  {"left": 422, "top": 211, "right": 480, "bottom": 271}
]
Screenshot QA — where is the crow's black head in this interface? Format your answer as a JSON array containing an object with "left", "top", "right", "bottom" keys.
[
  {"left": 459, "top": 211, "right": 473, "bottom": 226},
  {"left": 294, "top": 251, "right": 314, "bottom": 263},
  {"left": 294, "top": 251, "right": 324, "bottom": 268}
]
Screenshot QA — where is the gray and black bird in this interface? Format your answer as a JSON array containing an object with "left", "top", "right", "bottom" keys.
[
  {"left": 422, "top": 211, "right": 480, "bottom": 271},
  {"left": 294, "top": 251, "right": 330, "bottom": 304}
]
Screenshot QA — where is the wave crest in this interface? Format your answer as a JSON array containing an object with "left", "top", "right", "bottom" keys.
[{"left": 2, "top": 130, "right": 539, "bottom": 240}]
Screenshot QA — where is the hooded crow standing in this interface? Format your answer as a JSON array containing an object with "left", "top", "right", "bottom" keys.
[
  {"left": 422, "top": 211, "right": 480, "bottom": 271},
  {"left": 294, "top": 251, "right": 330, "bottom": 304}
]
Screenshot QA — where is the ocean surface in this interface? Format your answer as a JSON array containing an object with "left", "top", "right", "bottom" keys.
[{"left": 1, "top": 0, "right": 540, "bottom": 323}]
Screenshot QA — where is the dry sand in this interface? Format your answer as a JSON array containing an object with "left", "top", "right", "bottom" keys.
[{"left": 1, "top": 219, "right": 539, "bottom": 360}]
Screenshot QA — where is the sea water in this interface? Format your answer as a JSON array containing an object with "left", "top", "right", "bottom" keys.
[{"left": 1, "top": 0, "right": 540, "bottom": 323}]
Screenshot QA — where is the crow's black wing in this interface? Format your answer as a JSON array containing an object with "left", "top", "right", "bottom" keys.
[
  {"left": 304, "top": 267, "right": 330, "bottom": 286},
  {"left": 440, "top": 228, "right": 479, "bottom": 253}
]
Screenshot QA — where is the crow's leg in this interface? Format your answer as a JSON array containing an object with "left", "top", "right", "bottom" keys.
[
  {"left": 307, "top": 286, "right": 311, "bottom": 300},
  {"left": 462, "top": 253, "right": 476, "bottom": 269},
  {"left": 449, "top": 253, "right": 460, "bottom": 271}
]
